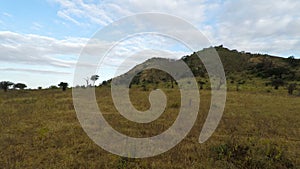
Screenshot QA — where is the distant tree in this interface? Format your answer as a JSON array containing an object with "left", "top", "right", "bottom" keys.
[
  {"left": 58, "top": 82, "right": 68, "bottom": 91},
  {"left": 90, "top": 75, "right": 99, "bottom": 86},
  {"left": 101, "top": 80, "right": 108, "bottom": 86},
  {"left": 167, "top": 74, "right": 175, "bottom": 88},
  {"left": 288, "top": 83, "right": 297, "bottom": 95},
  {"left": 265, "top": 67, "right": 290, "bottom": 79},
  {"left": 38, "top": 87, "right": 42, "bottom": 90},
  {"left": 0, "top": 81, "right": 14, "bottom": 92},
  {"left": 270, "top": 78, "right": 285, "bottom": 90},
  {"left": 13, "top": 83, "right": 27, "bottom": 90},
  {"left": 255, "top": 57, "right": 273, "bottom": 73},
  {"left": 131, "top": 73, "right": 141, "bottom": 85},
  {"left": 287, "top": 56, "right": 298, "bottom": 67},
  {"left": 49, "top": 85, "right": 58, "bottom": 89}
]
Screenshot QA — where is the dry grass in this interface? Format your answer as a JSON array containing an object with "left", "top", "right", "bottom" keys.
[{"left": 0, "top": 84, "right": 299, "bottom": 168}]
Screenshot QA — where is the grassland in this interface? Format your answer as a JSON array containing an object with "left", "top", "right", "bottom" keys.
[{"left": 0, "top": 83, "right": 299, "bottom": 168}]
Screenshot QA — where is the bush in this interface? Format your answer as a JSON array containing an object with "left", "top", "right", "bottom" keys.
[{"left": 210, "top": 138, "right": 295, "bottom": 169}]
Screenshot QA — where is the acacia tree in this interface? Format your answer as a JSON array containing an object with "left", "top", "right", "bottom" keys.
[
  {"left": 13, "top": 83, "right": 27, "bottom": 90},
  {"left": 58, "top": 82, "right": 68, "bottom": 91},
  {"left": 90, "top": 75, "right": 99, "bottom": 86},
  {"left": 0, "top": 81, "right": 14, "bottom": 92}
]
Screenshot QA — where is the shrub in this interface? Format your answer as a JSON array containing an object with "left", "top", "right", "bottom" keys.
[{"left": 210, "top": 139, "right": 295, "bottom": 169}]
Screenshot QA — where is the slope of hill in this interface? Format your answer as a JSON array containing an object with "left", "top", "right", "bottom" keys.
[{"left": 110, "top": 46, "right": 300, "bottom": 89}]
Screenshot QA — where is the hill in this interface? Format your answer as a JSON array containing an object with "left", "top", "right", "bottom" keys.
[{"left": 110, "top": 45, "right": 300, "bottom": 91}]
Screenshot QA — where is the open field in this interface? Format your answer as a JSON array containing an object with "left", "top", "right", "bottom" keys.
[{"left": 0, "top": 85, "right": 299, "bottom": 168}]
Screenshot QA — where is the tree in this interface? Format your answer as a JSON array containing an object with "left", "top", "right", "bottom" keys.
[
  {"left": 49, "top": 85, "right": 58, "bottom": 89},
  {"left": 167, "top": 74, "right": 175, "bottom": 88},
  {"left": 0, "top": 81, "right": 14, "bottom": 92},
  {"left": 13, "top": 83, "right": 27, "bottom": 90},
  {"left": 270, "top": 78, "right": 284, "bottom": 90},
  {"left": 58, "top": 82, "right": 68, "bottom": 91},
  {"left": 90, "top": 75, "right": 99, "bottom": 86},
  {"left": 260, "top": 66, "right": 291, "bottom": 79},
  {"left": 287, "top": 56, "right": 298, "bottom": 67},
  {"left": 288, "top": 83, "right": 297, "bottom": 95},
  {"left": 101, "top": 80, "right": 108, "bottom": 86}
]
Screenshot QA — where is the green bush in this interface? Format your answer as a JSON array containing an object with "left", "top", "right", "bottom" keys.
[{"left": 210, "top": 139, "right": 295, "bottom": 169}]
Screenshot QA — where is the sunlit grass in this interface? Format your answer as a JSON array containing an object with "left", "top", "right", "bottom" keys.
[{"left": 0, "top": 83, "right": 299, "bottom": 168}]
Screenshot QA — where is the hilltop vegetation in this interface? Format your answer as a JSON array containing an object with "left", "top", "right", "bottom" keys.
[{"left": 111, "top": 45, "right": 300, "bottom": 94}]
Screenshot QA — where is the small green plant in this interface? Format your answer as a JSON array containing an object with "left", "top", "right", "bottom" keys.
[
  {"left": 211, "top": 140, "right": 250, "bottom": 167},
  {"left": 38, "top": 127, "right": 49, "bottom": 137},
  {"left": 117, "top": 157, "right": 129, "bottom": 169}
]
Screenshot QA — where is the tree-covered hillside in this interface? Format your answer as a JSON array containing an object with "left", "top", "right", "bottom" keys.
[{"left": 109, "top": 46, "right": 299, "bottom": 92}]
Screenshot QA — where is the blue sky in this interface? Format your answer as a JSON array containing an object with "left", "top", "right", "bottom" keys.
[{"left": 0, "top": 0, "right": 299, "bottom": 88}]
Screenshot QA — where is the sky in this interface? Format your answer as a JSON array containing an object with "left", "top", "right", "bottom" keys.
[{"left": 0, "top": 0, "right": 299, "bottom": 88}]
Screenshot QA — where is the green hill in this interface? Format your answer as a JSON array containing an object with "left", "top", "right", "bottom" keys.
[{"left": 108, "top": 45, "right": 300, "bottom": 92}]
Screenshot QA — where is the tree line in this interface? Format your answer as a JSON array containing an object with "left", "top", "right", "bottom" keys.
[
  {"left": 0, "top": 75, "right": 100, "bottom": 92},
  {"left": 0, "top": 81, "right": 27, "bottom": 92}
]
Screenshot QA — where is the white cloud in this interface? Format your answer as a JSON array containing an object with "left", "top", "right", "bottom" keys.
[
  {"left": 57, "top": 11, "right": 82, "bottom": 25},
  {"left": 51, "top": 0, "right": 300, "bottom": 56},
  {"left": 0, "top": 30, "right": 190, "bottom": 85},
  {"left": 0, "top": 31, "right": 87, "bottom": 67},
  {"left": 52, "top": 0, "right": 210, "bottom": 26},
  {"left": 53, "top": 0, "right": 115, "bottom": 26},
  {"left": 2, "top": 12, "right": 12, "bottom": 18},
  {"left": 209, "top": 0, "right": 300, "bottom": 56},
  {"left": 0, "top": 68, "right": 71, "bottom": 75}
]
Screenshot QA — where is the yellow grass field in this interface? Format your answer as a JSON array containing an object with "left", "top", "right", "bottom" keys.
[{"left": 0, "top": 86, "right": 299, "bottom": 168}]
